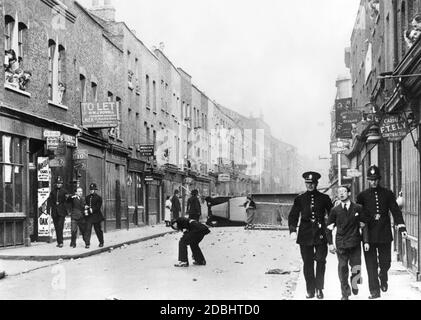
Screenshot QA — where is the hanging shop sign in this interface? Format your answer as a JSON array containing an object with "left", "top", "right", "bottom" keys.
[
  {"left": 138, "top": 144, "right": 155, "bottom": 157},
  {"left": 46, "top": 137, "right": 60, "bottom": 150},
  {"left": 346, "top": 169, "right": 362, "bottom": 178},
  {"left": 218, "top": 173, "right": 231, "bottom": 182},
  {"left": 44, "top": 130, "right": 61, "bottom": 138},
  {"left": 81, "top": 101, "right": 120, "bottom": 129},
  {"left": 61, "top": 134, "right": 77, "bottom": 148},
  {"left": 330, "top": 140, "right": 351, "bottom": 154},
  {"left": 379, "top": 114, "right": 409, "bottom": 142},
  {"left": 335, "top": 98, "right": 363, "bottom": 139},
  {"left": 73, "top": 149, "right": 88, "bottom": 171},
  {"left": 49, "top": 157, "right": 65, "bottom": 168}
]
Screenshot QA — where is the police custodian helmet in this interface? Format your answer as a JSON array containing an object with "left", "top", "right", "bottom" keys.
[{"left": 367, "top": 165, "right": 381, "bottom": 180}]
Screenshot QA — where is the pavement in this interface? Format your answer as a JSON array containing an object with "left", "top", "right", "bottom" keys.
[
  {"left": 0, "top": 224, "right": 175, "bottom": 277},
  {"left": 293, "top": 248, "right": 421, "bottom": 300}
]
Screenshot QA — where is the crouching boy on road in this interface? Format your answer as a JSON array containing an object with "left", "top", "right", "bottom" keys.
[
  {"left": 171, "top": 217, "right": 211, "bottom": 267},
  {"left": 326, "top": 185, "right": 369, "bottom": 300}
]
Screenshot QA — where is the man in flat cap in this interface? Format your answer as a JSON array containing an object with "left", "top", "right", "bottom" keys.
[
  {"left": 47, "top": 176, "right": 70, "bottom": 248},
  {"left": 356, "top": 165, "right": 408, "bottom": 299},
  {"left": 85, "top": 183, "right": 105, "bottom": 248},
  {"left": 288, "top": 171, "right": 333, "bottom": 299}
]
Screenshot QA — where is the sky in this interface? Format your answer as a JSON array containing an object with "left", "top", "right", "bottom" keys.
[{"left": 81, "top": 0, "right": 361, "bottom": 160}]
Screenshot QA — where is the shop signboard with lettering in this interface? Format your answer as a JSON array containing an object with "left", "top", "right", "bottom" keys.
[
  {"left": 218, "top": 173, "right": 231, "bottom": 182},
  {"left": 379, "top": 114, "right": 409, "bottom": 142},
  {"left": 81, "top": 101, "right": 120, "bottom": 129},
  {"left": 335, "top": 98, "right": 362, "bottom": 139},
  {"left": 138, "top": 145, "right": 155, "bottom": 157},
  {"left": 37, "top": 157, "right": 51, "bottom": 238},
  {"left": 330, "top": 140, "right": 351, "bottom": 154}
]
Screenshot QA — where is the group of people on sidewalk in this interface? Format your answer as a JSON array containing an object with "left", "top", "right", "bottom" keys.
[
  {"left": 46, "top": 177, "right": 105, "bottom": 249},
  {"left": 288, "top": 166, "right": 408, "bottom": 300}
]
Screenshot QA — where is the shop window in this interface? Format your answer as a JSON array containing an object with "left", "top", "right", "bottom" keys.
[
  {"left": 146, "top": 75, "right": 150, "bottom": 108},
  {"left": 80, "top": 74, "right": 87, "bottom": 102},
  {"left": 0, "top": 134, "right": 24, "bottom": 213},
  {"left": 4, "top": 15, "right": 31, "bottom": 92}
]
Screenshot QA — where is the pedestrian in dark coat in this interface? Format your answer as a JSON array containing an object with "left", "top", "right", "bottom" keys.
[
  {"left": 186, "top": 189, "right": 201, "bottom": 221},
  {"left": 85, "top": 183, "right": 105, "bottom": 248},
  {"left": 171, "top": 217, "right": 211, "bottom": 267},
  {"left": 171, "top": 190, "right": 181, "bottom": 219},
  {"left": 244, "top": 194, "right": 257, "bottom": 229},
  {"left": 288, "top": 172, "right": 333, "bottom": 299},
  {"left": 47, "top": 176, "right": 70, "bottom": 248},
  {"left": 356, "top": 165, "right": 408, "bottom": 299},
  {"left": 67, "top": 187, "right": 88, "bottom": 248},
  {"left": 327, "top": 186, "right": 369, "bottom": 300}
]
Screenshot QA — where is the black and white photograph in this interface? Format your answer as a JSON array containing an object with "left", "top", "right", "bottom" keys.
[{"left": 1, "top": 0, "right": 421, "bottom": 306}]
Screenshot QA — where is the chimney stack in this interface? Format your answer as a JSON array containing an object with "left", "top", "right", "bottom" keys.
[{"left": 90, "top": 0, "right": 116, "bottom": 22}]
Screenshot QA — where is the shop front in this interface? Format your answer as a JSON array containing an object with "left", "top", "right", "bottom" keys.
[{"left": 0, "top": 104, "right": 79, "bottom": 247}]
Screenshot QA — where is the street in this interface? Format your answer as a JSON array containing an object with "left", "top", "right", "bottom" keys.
[{"left": 0, "top": 228, "right": 301, "bottom": 300}]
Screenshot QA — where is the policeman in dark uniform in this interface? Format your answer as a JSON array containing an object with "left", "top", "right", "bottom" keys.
[
  {"left": 288, "top": 172, "right": 333, "bottom": 299},
  {"left": 46, "top": 176, "right": 69, "bottom": 248},
  {"left": 85, "top": 183, "right": 105, "bottom": 248},
  {"left": 356, "top": 165, "right": 408, "bottom": 299}
]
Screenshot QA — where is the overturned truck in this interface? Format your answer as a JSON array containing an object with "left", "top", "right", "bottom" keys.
[{"left": 205, "top": 193, "right": 298, "bottom": 230}]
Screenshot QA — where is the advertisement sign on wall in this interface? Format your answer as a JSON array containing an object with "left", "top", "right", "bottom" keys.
[
  {"left": 81, "top": 101, "right": 120, "bottom": 129},
  {"left": 335, "top": 98, "right": 362, "bottom": 139},
  {"left": 37, "top": 157, "right": 51, "bottom": 238}
]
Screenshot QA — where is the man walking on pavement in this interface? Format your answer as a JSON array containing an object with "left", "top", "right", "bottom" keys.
[
  {"left": 327, "top": 185, "right": 369, "bottom": 300},
  {"left": 171, "top": 189, "right": 182, "bottom": 220},
  {"left": 85, "top": 183, "right": 105, "bottom": 248},
  {"left": 186, "top": 189, "right": 202, "bottom": 222},
  {"left": 68, "top": 187, "right": 89, "bottom": 249},
  {"left": 47, "top": 176, "right": 70, "bottom": 248},
  {"left": 288, "top": 172, "right": 333, "bottom": 299},
  {"left": 356, "top": 165, "right": 408, "bottom": 299}
]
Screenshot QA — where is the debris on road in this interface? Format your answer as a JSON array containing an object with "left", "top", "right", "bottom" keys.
[{"left": 265, "top": 269, "right": 291, "bottom": 275}]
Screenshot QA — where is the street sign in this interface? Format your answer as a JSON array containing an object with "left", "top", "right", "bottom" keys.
[
  {"left": 81, "top": 101, "right": 120, "bottom": 129},
  {"left": 73, "top": 149, "right": 89, "bottom": 161},
  {"left": 46, "top": 137, "right": 60, "bottom": 150},
  {"left": 49, "top": 157, "right": 65, "bottom": 168},
  {"left": 347, "top": 169, "right": 362, "bottom": 178},
  {"left": 218, "top": 173, "right": 231, "bottom": 182},
  {"left": 138, "top": 145, "right": 155, "bottom": 157},
  {"left": 379, "top": 114, "right": 409, "bottom": 142},
  {"left": 61, "top": 134, "right": 77, "bottom": 148},
  {"left": 44, "top": 130, "right": 61, "bottom": 138},
  {"left": 330, "top": 140, "right": 351, "bottom": 154}
]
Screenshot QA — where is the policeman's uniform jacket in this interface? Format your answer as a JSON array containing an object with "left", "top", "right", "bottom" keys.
[
  {"left": 288, "top": 190, "right": 333, "bottom": 246},
  {"left": 326, "top": 202, "right": 369, "bottom": 249},
  {"left": 85, "top": 193, "right": 104, "bottom": 224},
  {"left": 356, "top": 186, "right": 407, "bottom": 244},
  {"left": 47, "top": 187, "right": 69, "bottom": 218},
  {"left": 187, "top": 196, "right": 202, "bottom": 215}
]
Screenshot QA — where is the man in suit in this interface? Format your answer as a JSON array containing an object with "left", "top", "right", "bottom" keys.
[
  {"left": 186, "top": 189, "right": 202, "bottom": 222},
  {"left": 171, "top": 190, "right": 182, "bottom": 220},
  {"left": 356, "top": 165, "right": 408, "bottom": 299},
  {"left": 47, "top": 176, "right": 70, "bottom": 248},
  {"left": 327, "top": 185, "right": 369, "bottom": 300},
  {"left": 68, "top": 187, "right": 88, "bottom": 249},
  {"left": 171, "top": 217, "right": 211, "bottom": 267},
  {"left": 85, "top": 183, "right": 105, "bottom": 249},
  {"left": 288, "top": 172, "right": 333, "bottom": 299}
]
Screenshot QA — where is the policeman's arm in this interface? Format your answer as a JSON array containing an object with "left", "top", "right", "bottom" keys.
[
  {"left": 326, "top": 209, "right": 336, "bottom": 245},
  {"left": 388, "top": 191, "right": 407, "bottom": 233},
  {"left": 288, "top": 197, "right": 300, "bottom": 234}
]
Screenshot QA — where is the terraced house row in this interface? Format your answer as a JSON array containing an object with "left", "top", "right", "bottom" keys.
[{"left": 0, "top": 0, "right": 301, "bottom": 248}]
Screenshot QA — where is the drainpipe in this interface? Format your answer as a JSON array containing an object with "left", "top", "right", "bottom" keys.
[{"left": 418, "top": 122, "right": 421, "bottom": 281}]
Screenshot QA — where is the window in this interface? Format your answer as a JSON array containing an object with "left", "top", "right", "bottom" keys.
[
  {"left": 80, "top": 74, "right": 87, "bottom": 102},
  {"left": 48, "top": 40, "right": 66, "bottom": 104},
  {"left": 91, "top": 82, "right": 98, "bottom": 102},
  {"left": 146, "top": 75, "right": 150, "bottom": 108},
  {"left": 0, "top": 134, "right": 24, "bottom": 213},
  {"left": 107, "top": 91, "right": 113, "bottom": 102},
  {"left": 152, "top": 80, "right": 157, "bottom": 112},
  {"left": 18, "top": 23, "right": 27, "bottom": 61},
  {"left": 4, "top": 15, "right": 14, "bottom": 51}
]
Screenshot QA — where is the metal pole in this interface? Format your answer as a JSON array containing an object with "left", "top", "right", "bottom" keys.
[
  {"left": 338, "top": 153, "right": 342, "bottom": 186},
  {"left": 418, "top": 123, "right": 421, "bottom": 281}
]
